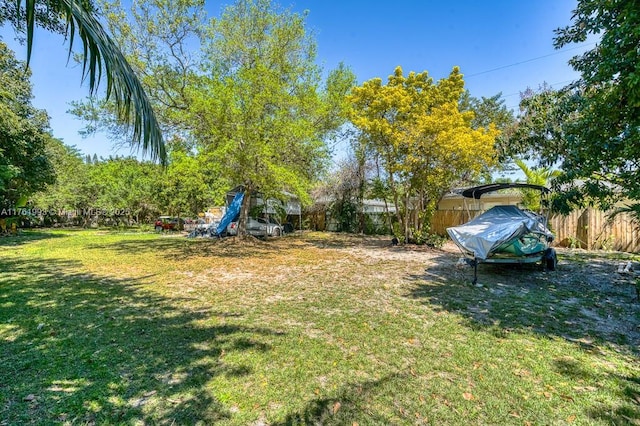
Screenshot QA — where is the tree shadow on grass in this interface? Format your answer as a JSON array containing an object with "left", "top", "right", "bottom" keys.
[
  {"left": 84, "top": 231, "right": 396, "bottom": 261},
  {"left": 0, "top": 230, "right": 66, "bottom": 246},
  {"left": 80, "top": 230, "right": 411, "bottom": 265},
  {"left": 0, "top": 256, "right": 283, "bottom": 425},
  {"left": 85, "top": 234, "right": 291, "bottom": 259},
  {"left": 406, "top": 249, "right": 640, "bottom": 424},
  {"left": 274, "top": 374, "right": 403, "bottom": 425},
  {"left": 582, "top": 372, "right": 640, "bottom": 424},
  {"left": 408, "top": 250, "right": 640, "bottom": 350},
  {"left": 301, "top": 232, "right": 396, "bottom": 250}
]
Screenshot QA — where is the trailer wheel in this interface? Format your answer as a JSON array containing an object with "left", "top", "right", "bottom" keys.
[{"left": 544, "top": 248, "right": 557, "bottom": 271}]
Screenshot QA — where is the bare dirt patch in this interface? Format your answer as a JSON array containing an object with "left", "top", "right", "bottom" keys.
[
  {"left": 243, "top": 232, "right": 640, "bottom": 352},
  {"left": 180, "top": 232, "right": 640, "bottom": 351}
]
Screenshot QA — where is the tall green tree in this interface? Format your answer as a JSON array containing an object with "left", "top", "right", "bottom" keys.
[
  {"left": 31, "top": 139, "right": 94, "bottom": 217},
  {"left": 68, "top": 0, "right": 355, "bottom": 235},
  {"left": 89, "top": 157, "right": 163, "bottom": 224},
  {"left": 191, "top": 0, "right": 355, "bottom": 235},
  {"left": 70, "top": 0, "right": 205, "bottom": 146},
  {"left": 0, "top": 41, "right": 55, "bottom": 210},
  {"left": 159, "top": 144, "right": 228, "bottom": 218},
  {"left": 459, "top": 91, "right": 514, "bottom": 132},
  {"left": 460, "top": 91, "right": 515, "bottom": 180},
  {"left": 33, "top": 140, "right": 225, "bottom": 226},
  {"left": 505, "top": 0, "right": 640, "bottom": 214},
  {"left": 2, "top": 0, "right": 165, "bottom": 161}
]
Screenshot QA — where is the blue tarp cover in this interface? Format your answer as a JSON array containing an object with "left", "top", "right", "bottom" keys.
[{"left": 216, "top": 192, "right": 244, "bottom": 235}]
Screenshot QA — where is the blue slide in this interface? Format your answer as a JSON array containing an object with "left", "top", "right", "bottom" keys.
[{"left": 216, "top": 191, "right": 244, "bottom": 236}]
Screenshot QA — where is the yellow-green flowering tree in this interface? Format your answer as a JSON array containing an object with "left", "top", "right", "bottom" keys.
[{"left": 348, "top": 66, "right": 498, "bottom": 242}]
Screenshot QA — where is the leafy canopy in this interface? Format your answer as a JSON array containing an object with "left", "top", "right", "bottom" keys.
[
  {"left": 348, "top": 66, "right": 498, "bottom": 241},
  {"left": 68, "top": 0, "right": 354, "bottom": 234},
  {"left": 32, "top": 141, "right": 221, "bottom": 224},
  {"left": 194, "top": 0, "right": 354, "bottom": 207},
  {"left": 0, "top": 41, "right": 55, "bottom": 209},
  {"left": 504, "top": 0, "right": 640, "bottom": 213}
]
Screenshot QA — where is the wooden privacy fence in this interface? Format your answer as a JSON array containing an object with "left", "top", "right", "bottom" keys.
[{"left": 431, "top": 208, "right": 640, "bottom": 253}]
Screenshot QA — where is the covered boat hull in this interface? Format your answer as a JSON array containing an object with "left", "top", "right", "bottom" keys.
[{"left": 447, "top": 205, "right": 554, "bottom": 262}]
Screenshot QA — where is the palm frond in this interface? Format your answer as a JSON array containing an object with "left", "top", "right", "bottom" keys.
[
  {"left": 19, "top": 0, "right": 165, "bottom": 163},
  {"left": 514, "top": 159, "right": 534, "bottom": 181},
  {"left": 608, "top": 203, "right": 640, "bottom": 233}
]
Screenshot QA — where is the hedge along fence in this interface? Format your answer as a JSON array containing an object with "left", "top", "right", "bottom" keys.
[{"left": 431, "top": 208, "right": 640, "bottom": 253}]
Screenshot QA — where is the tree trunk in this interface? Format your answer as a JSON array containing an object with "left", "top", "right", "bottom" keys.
[
  {"left": 404, "top": 191, "right": 410, "bottom": 244},
  {"left": 376, "top": 158, "right": 393, "bottom": 234},
  {"left": 357, "top": 149, "right": 366, "bottom": 234},
  {"left": 388, "top": 173, "right": 403, "bottom": 230},
  {"left": 238, "top": 185, "right": 252, "bottom": 237}
]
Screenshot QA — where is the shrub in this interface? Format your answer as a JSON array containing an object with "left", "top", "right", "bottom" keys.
[{"left": 409, "top": 227, "right": 447, "bottom": 248}]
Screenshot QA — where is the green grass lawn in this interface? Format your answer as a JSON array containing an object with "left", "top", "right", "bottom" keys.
[{"left": 1, "top": 230, "right": 639, "bottom": 425}]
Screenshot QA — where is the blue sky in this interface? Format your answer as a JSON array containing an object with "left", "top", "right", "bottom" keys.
[{"left": 0, "top": 0, "right": 590, "bottom": 160}]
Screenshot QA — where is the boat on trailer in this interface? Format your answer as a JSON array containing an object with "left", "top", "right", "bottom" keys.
[{"left": 446, "top": 183, "right": 557, "bottom": 284}]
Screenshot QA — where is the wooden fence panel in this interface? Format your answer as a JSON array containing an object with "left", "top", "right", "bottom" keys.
[
  {"left": 430, "top": 210, "right": 475, "bottom": 235},
  {"left": 548, "top": 210, "right": 591, "bottom": 249},
  {"left": 432, "top": 208, "right": 640, "bottom": 253}
]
